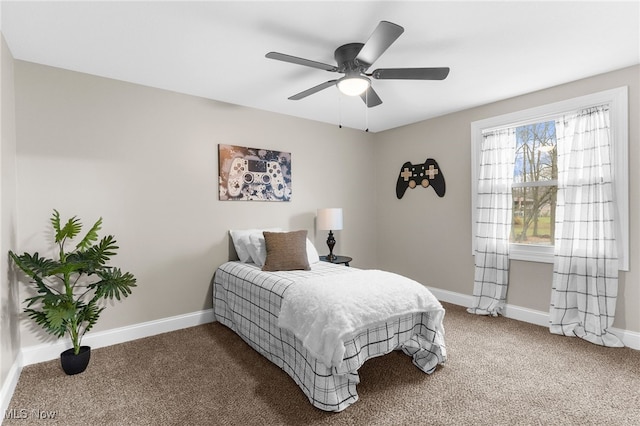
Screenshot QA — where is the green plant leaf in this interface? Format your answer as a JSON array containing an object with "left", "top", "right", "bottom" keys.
[
  {"left": 9, "top": 251, "right": 58, "bottom": 278},
  {"left": 50, "top": 209, "right": 61, "bottom": 238},
  {"left": 9, "top": 251, "right": 60, "bottom": 297},
  {"left": 90, "top": 268, "right": 137, "bottom": 301},
  {"left": 48, "top": 260, "right": 86, "bottom": 277},
  {"left": 56, "top": 215, "right": 82, "bottom": 244},
  {"left": 85, "top": 235, "right": 119, "bottom": 267},
  {"left": 77, "top": 301, "right": 104, "bottom": 336},
  {"left": 25, "top": 308, "right": 67, "bottom": 338},
  {"left": 46, "top": 304, "right": 70, "bottom": 330},
  {"left": 75, "top": 217, "right": 103, "bottom": 252},
  {"left": 63, "top": 252, "right": 98, "bottom": 275},
  {"left": 63, "top": 235, "right": 118, "bottom": 275},
  {"left": 25, "top": 290, "right": 68, "bottom": 310}
]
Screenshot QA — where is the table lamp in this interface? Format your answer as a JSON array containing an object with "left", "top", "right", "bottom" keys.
[{"left": 317, "top": 208, "right": 343, "bottom": 261}]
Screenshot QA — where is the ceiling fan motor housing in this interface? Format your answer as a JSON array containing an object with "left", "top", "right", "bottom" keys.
[{"left": 334, "top": 43, "right": 369, "bottom": 73}]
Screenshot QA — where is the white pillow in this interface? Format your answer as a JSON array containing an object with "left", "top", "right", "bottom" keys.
[
  {"left": 306, "top": 238, "right": 320, "bottom": 264},
  {"left": 230, "top": 228, "right": 281, "bottom": 263},
  {"left": 248, "top": 233, "right": 267, "bottom": 266},
  {"left": 248, "top": 233, "right": 320, "bottom": 267}
]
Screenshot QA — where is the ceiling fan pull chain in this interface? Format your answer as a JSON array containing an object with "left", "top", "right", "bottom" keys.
[
  {"left": 338, "top": 93, "right": 343, "bottom": 128},
  {"left": 365, "top": 91, "right": 369, "bottom": 132}
]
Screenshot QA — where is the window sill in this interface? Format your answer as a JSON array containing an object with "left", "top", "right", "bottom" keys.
[
  {"left": 509, "top": 244, "right": 554, "bottom": 263},
  {"left": 507, "top": 244, "right": 629, "bottom": 271}
]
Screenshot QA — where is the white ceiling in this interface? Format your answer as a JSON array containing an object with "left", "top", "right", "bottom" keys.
[{"left": 2, "top": 1, "right": 639, "bottom": 132}]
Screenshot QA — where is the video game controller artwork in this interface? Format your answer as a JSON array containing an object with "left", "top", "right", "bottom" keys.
[
  {"left": 396, "top": 158, "right": 446, "bottom": 199},
  {"left": 218, "top": 144, "right": 291, "bottom": 201}
]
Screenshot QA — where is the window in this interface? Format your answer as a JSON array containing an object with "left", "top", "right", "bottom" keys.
[
  {"left": 471, "top": 87, "right": 628, "bottom": 270},
  {"left": 511, "top": 120, "right": 557, "bottom": 246}
]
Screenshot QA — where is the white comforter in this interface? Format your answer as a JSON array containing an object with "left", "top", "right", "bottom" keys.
[{"left": 277, "top": 269, "right": 444, "bottom": 368}]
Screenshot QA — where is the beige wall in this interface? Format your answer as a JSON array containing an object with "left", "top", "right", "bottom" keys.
[
  {"left": 0, "top": 33, "right": 20, "bottom": 389},
  {"left": 10, "top": 60, "right": 640, "bottom": 353},
  {"left": 14, "top": 61, "right": 378, "bottom": 348},
  {"left": 374, "top": 65, "right": 640, "bottom": 333}
]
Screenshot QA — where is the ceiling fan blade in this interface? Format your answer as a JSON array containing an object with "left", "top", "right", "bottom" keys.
[
  {"left": 266, "top": 52, "right": 338, "bottom": 72},
  {"left": 371, "top": 67, "right": 450, "bottom": 80},
  {"left": 359, "top": 87, "right": 383, "bottom": 108},
  {"left": 288, "top": 80, "right": 338, "bottom": 100},
  {"left": 355, "top": 21, "right": 404, "bottom": 67}
]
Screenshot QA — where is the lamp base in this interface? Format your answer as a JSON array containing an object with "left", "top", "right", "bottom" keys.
[{"left": 326, "top": 230, "right": 336, "bottom": 262}]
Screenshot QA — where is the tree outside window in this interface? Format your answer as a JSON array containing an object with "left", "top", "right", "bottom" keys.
[{"left": 511, "top": 121, "right": 557, "bottom": 245}]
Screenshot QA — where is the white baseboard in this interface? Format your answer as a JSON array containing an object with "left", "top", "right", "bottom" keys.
[
  {"left": 428, "top": 286, "right": 640, "bottom": 350},
  {"left": 502, "top": 303, "right": 550, "bottom": 327},
  {"left": 21, "top": 308, "right": 215, "bottom": 366},
  {"left": 1, "top": 352, "right": 23, "bottom": 417},
  {"left": 427, "top": 287, "right": 474, "bottom": 308},
  {"left": 611, "top": 326, "right": 640, "bottom": 350}
]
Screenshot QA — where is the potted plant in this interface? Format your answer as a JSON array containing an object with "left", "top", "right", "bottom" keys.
[{"left": 9, "top": 210, "right": 137, "bottom": 375}]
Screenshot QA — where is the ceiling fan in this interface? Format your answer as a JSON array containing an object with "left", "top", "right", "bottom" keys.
[{"left": 266, "top": 21, "right": 450, "bottom": 108}]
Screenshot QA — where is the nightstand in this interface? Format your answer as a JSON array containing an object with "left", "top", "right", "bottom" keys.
[{"left": 319, "top": 255, "right": 352, "bottom": 266}]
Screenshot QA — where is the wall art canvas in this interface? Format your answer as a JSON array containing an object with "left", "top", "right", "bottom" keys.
[{"left": 218, "top": 144, "right": 292, "bottom": 201}]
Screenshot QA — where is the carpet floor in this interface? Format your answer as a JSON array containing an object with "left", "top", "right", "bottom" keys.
[{"left": 5, "top": 303, "right": 639, "bottom": 425}]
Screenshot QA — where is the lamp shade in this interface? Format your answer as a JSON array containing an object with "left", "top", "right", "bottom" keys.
[{"left": 317, "top": 208, "right": 343, "bottom": 231}]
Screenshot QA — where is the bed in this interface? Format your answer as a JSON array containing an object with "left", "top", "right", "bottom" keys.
[{"left": 212, "top": 229, "right": 447, "bottom": 412}]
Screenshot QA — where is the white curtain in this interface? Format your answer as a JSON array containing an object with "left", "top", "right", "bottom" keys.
[
  {"left": 550, "top": 105, "right": 622, "bottom": 347},
  {"left": 468, "top": 128, "right": 516, "bottom": 316}
]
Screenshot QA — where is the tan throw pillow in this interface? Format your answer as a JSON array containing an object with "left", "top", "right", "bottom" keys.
[{"left": 262, "top": 230, "right": 311, "bottom": 271}]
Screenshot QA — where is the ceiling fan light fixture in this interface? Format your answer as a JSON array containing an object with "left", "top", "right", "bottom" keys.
[{"left": 337, "top": 75, "right": 370, "bottom": 96}]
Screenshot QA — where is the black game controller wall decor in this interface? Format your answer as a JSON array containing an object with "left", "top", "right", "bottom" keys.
[
  {"left": 218, "top": 144, "right": 291, "bottom": 201},
  {"left": 396, "top": 158, "right": 445, "bottom": 199}
]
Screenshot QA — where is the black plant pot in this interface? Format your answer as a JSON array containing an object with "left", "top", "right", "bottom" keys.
[{"left": 60, "top": 346, "right": 91, "bottom": 375}]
